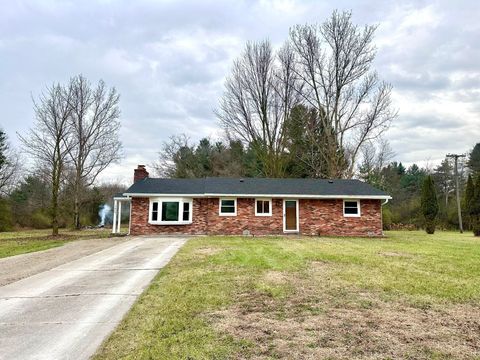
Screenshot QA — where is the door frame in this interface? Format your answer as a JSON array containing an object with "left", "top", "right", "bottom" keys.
[{"left": 283, "top": 199, "right": 299, "bottom": 233}]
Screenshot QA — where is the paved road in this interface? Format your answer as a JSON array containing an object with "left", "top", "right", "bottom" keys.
[{"left": 0, "top": 236, "right": 186, "bottom": 360}]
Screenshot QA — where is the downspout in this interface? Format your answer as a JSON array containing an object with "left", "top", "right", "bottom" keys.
[{"left": 381, "top": 198, "right": 390, "bottom": 236}]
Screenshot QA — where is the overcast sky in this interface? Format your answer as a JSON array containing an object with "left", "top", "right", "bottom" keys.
[{"left": 1, "top": 0, "right": 479, "bottom": 184}]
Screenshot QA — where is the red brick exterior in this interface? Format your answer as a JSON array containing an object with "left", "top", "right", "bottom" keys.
[{"left": 130, "top": 197, "right": 383, "bottom": 237}]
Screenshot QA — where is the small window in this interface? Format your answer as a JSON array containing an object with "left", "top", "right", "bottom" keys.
[
  {"left": 162, "top": 202, "right": 179, "bottom": 221},
  {"left": 219, "top": 198, "right": 236, "bottom": 216},
  {"left": 255, "top": 199, "right": 272, "bottom": 216},
  {"left": 344, "top": 200, "right": 360, "bottom": 217},
  {"left": 183, "top": 202, "right": 190, "bottom": 221},
  {"left": 151, "top": 202, "right": 159, "bottom": 221}
]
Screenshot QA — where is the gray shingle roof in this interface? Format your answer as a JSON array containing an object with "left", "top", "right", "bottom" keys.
[{"left": 124, "top": 177, "right": 390, "bottom": 198}]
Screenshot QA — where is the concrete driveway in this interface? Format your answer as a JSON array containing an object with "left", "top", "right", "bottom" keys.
[{"left": 0, "top": 236, "right": 186, "bottom": 360}]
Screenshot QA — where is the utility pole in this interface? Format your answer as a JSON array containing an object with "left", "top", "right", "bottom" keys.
[{"left": 447, "top": 153, "right": 466, "bottom": 233}]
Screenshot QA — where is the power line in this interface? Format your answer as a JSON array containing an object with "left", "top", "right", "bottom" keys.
[{"left": 446, "top": 153, "right": 466, "bottom": 233}]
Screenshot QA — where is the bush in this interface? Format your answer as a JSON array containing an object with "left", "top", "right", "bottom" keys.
[
  {"left": 30, "top": 211, "right": 52, "bottom": 229},
  {"left": 0, "top": 198, "right": 13, "bottom": 231},
  {"left": 382, "top": 207, "right": 393, "bottom": 230}
]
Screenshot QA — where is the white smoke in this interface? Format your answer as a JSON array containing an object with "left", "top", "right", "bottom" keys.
[{"left": 98, "top": 204, "right": 112, "bottom": 226}]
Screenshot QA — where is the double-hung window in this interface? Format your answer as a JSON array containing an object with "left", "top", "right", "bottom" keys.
[
  {"left": 255, "top": 198, "right": 272, "bottom": 216},
  {"left": 149, "top": 198, "right": 192, "bottom": 224},
  {"left": 219, "top": 198, "right": 237, "bottom": 216},
  {"left": 343, "top": 200, "right": 360, "bottom": 217}
]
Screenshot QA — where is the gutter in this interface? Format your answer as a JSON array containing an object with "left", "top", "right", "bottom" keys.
[{"left": 123, "top": 193, "right": 392, "bottom": 200}]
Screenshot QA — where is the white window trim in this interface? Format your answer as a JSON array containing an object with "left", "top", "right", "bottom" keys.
[
  {"left": 283, "top": 199, "right": 299, "bottom": 233},
  {"left": 255, "top": 198, "right": 272, "bottom": 216},
  {"left": 343, "top": 199, "right": 361, "bottom": 217},
  {"left": 219, "top": 198, "right": 237, "bottom": 216},
  {"left": 149, "top": 197, "right": 193, "bottom": 225}
]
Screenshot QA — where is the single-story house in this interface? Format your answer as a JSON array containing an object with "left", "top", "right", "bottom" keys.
[{"left": 112, "top": 165, "right": 391, "bottom": 237}]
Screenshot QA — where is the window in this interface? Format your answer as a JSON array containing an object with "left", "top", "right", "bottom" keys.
[
  {"left": 343, "top": 200, "right": 360, "bottom": 217},
  {"left": 151, "top": 202, "right": 159, "bottom": 221},
  {"left": 255, "top": 199, "right": 272, "bottom": 216},
  {"left": 182, "top": 202, "right": 190, "bottom": 221},
  {"left": 149, "top": 198, "right": 192, "bottom": 224},
  {"left": 219, "top": 198, "right": 237, "bottom": 216},
  {"left": 161, "top": 202, "right": 179, "bottom": 221}
]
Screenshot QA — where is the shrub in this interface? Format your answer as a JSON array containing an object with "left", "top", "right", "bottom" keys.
[
  {"left": 421, "top": 176, "right": 439, "bottom": 234},
  {"left": 382, "top": 207, "right": 393, "bottom": 230},
  {"left": 0, "top": 198, "right": 13, "bottom": 231},
  {"left": 30, "top": 211, "right": 52, "bottom": 229}
]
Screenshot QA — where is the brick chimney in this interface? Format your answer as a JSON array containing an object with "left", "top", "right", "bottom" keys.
[{"left": 134, "top": 165, "right": 149, "bottom": 183}]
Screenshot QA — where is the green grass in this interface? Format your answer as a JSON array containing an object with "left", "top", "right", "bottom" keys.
[
  {"left": 0, "top": 228, "right": 115, "bottom": 258},
  {"left": 94, "top": 231, "right": 480, "bottom": 359}
]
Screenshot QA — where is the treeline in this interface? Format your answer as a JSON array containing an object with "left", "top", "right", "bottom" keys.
[
  {"left": 155, "top": 136, "right": 480, "bottom": 232},
  {"left": 0, "top": 74, "right": 123, "bottom": 233},
  {"left": 0, "top": 173, "right": 124, "bottom": 231}
]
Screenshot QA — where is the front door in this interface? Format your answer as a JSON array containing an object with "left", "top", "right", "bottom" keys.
[{"left": 283, "top": 200, "right": 298, "bottom": 232}]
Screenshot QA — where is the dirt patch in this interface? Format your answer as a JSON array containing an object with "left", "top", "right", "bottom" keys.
[
  {"left": 195, "top": 247, "right": 222, "bottom": 256},
  {"left": 263, "top": 271, "right": 289, "bottom": 284},
  {"left": 0, "top": 237, "right": 129, "bottom": 286},
  {"left": 379, "top": 251, "right": 414, "bottom": 258},
  {"left": 207, "top": 269, "right": 480, "bottom": 359}
]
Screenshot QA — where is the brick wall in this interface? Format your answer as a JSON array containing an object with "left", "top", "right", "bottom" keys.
[
  {"left": 299, "top": 199, "right": 382, "bottom": 236},
  {"left": 130, "top": 197, "right": 382, "bottom": 236}
]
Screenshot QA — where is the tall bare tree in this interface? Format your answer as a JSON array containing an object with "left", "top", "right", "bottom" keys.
[
  {"left": 358, "top": 138, "right": 394, "bottom": 188},
  {"left": 289, "top": 11, "right": 397, "bottom": 178},
  {"left": 216, "top": 41, "right": 300, "bottom": 177},
  {"left": 19, "top": 84, "right": 74, "bottom": 235},
  {"left": 0, "top": 129, "right": 20, "bottom": 195},
  {"left": 67, "top": 75, "right": 121, "bottom": 229}
]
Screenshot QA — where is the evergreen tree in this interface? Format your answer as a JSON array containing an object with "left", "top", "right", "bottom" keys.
[
  {"left": 468, "top": 143, "right": 480, "bottom": 176},
  {"left": 0, "top": 129, "right": 7, "bottom": 170},
  {"left": 464, "top": 175, "right": 475, "bottom": 230},
  {"left": 470, "top": 175, "right": 480, "bottom": 236},
  {"left": 421, "top": 175, "right": 439, "bottom": 234}
]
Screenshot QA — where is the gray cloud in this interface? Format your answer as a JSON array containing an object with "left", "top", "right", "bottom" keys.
[{"left": 1, "top": 0, "right": 479, "bottom": 183}]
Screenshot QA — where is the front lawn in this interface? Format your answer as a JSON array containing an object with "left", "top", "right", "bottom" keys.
[
  {"left": 95, "top": 231, "right": 480, "bottom": 359},
  {"left": 0, "top": 228, "right": 114, "bottom": 258}
]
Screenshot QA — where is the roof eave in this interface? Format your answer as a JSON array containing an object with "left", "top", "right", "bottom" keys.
[{"left": 123, "top": 192, "right": 392, "bottom": 200}]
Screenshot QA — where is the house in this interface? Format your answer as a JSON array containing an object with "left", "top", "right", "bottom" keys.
[{"left": 112, "top": 165, "right": 391, "bottom": 237}]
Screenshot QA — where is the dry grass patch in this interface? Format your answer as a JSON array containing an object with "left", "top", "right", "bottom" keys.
[
  {"left": 194, "top": 247, "right": 223, "bottom": 256},
  {"left": 211, "top": 264, "right": 480, "bottom": 359}
]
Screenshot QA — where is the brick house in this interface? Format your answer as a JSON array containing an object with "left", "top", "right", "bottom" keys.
[{"left": 112, "top": 165, "right": 391, "bottom": 237}]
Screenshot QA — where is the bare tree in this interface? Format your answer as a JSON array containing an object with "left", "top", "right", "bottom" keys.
[
  {"left": 358, "top": 138, "right": 395, "bottom": 188},
  {"left": 289, "top": 11, "right": 397, "bottom": 178},
  {"left": 19, "top": 84, "right": 74, "bottom": 235},
  {"left": 216, "top": 41, "right": 300, "bottom": 177},
  {"left": 0, "top": 129, "right": 21, "bottom": 195},
  {"left": 66, "top": 75, "right": 121, "bottom": 229},
  {"left": 153, "top": 134, "right": 196, "bottom": 178}
]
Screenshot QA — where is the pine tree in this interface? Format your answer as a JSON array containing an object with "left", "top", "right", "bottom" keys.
[
  {"left": 0, "top": 129, "right": 8, "bottom": 171},
  {"left": 421, "top": 175, "right": 439, "bottom": 234},
  {"left": 468, "top": 143, "right": 480, "bottom": 176},
  {"left": 464, "top": 175, "right": 475, "bottom": 230},
  {"left": 470, "top": 175, "right": 480, "bottom": 236}
]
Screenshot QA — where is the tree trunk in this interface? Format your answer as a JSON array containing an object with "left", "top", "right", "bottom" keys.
[
  {"left": 51, "top": 165, "right": 60, "bottom": 236},
  {"left": 73, "top": 195, "right": 80, "bottom": 229},
  {"left": 73, "top": 170, "right": 81, "bottom": 230}
]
